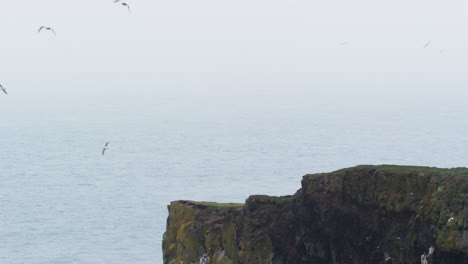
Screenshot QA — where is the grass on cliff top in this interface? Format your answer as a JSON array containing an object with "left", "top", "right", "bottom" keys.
[
  {"left": 334, "top": 165, "right": 468, "bottom": 178},
  {"left": 249, "top": 195, "right": 295, "bottom": 202},
  {"left": 180, "top": 200, "right": 244, "bottom": 210}
]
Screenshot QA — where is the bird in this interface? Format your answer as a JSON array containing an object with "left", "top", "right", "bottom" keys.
[
  {"left": 102, "top": 141, "right": 110, "bottom": 156},
  {"left": 38, "top": 26, "right": 56, "bottom": 36},
  {"left": 121, "top": 2, "right": 131, "bottom": 13},
  {"left": 0, "top": 84, "right": 7, "bottom": 95},
  {"left": 424, "top": 41, "right": 431, "bottom": 48}
]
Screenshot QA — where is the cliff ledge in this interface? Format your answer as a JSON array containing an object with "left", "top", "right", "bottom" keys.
[{"left": 163, "top": 165, "right": 468, "bottom": 264}]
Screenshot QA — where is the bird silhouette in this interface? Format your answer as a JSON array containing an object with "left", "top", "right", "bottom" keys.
[
  {"left": 0, "top": 84, "right": 7, "bottom": 95},
  {"left": 102, "top": 141, "right": 110, "bottom": 156},
  {"left": 38, "top": 26, "right": 56, "bottom": 36},
  {"left": 121, "top": 2, "right": 131, "bottom": 13}
]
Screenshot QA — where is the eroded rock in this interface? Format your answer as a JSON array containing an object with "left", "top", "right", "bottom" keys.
[{"left": 163, "top": 165, "right": 468, "bottom": 264}]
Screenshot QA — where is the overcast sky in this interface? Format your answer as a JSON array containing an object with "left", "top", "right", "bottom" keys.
[{"left": 1, "top": 0, "right": 467, "bottom": 120}]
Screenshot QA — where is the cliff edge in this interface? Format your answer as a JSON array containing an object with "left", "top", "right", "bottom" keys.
[{"left": 163, "top": 165, "right": 468, "bottom": 264}]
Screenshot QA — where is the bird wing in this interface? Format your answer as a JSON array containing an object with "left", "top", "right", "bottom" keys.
[
  {"left": 3, "top": 89, "right": 7, "bottom": 95},
  {"left": 102, "top": 148, "right": 106, "bottom": 156},
  {"left": 124, "top": 3, "right": 131, "bottom": 13},
  {"left": 50, "top": 28, "right": 56, "bottom": 36},
  {"left": 38, "top": 26, "right": 45, "bottom": 32},
  {"left": 105, "top": 141, "right": 110, "bottom": 147},
  {"left": 424, "top": 42, "right": 431, "bottom": 48}
]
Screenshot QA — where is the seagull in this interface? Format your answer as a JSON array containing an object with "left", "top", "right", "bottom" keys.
[
  {"left": 38, "top": 26, "right": 56, "bottom": 36},
  {"left": 424, "top": 41, "right": 431, "bottom": 48},
  {"left": 0, "top": 84, "right": 7, "bottom": 95},
  {"left": 102, "top": 141, "right": 110, "bottom": 156},
  {"left": 121, "top": 2, "right": 131, "bottom": 13}
]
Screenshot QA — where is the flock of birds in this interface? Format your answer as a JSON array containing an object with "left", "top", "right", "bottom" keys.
[
  {"left": 35, "top": 1, "right": 131, "bottom": 36},
  {"left": 0, "top": 2, "right": 447, "bottom": 157},
  {"left": 0, "top": 1, "right": 132, "bottom": 156}
]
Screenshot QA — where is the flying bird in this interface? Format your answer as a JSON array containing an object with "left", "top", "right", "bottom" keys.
[
  {"left": 121, "top": 2, "right": 131, "bottom": 13},
  {"left": 424, "top": 41, "right": 431, "bottom": 48},
  {"left": 102, "top": 141, "right": 110, "bottom": 156},
  {"left": 38, "top": 26, "right": 56, "bottom": 36},
  {"left": 0, "top": 84, "right": 7, "bottom": 95}
]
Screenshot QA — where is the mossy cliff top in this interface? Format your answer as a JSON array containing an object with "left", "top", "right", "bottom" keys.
[
  {"left": 303, "top": 165, "right": 468, "bottom": 231},
  {"left": 163, "top": 165, "right": 468, "bottom": 264}
]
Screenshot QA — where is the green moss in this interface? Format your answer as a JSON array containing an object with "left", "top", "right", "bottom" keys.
[
  {"left": 165, "top": 165, "right": 468, "bottom": 264},
  {"left": 221, "top": 221, "right": 239, "bottom": 263},
  {"left": 203, "top": 228, "right": 221, "bottom": 254},
  {"left": 239, "top": 236, "right": 273, "bottom": 264},
  {"left": 340, "top": 165, "right": 468, "bottom": 179},
  {"left": 211, "top": 256, "right": 234, "bottom": 264},
  {"left": 436, "top": 229, "right": 462, "bottom": 251},
  {"left": 176, "top": 222, "right": 203, "bottom": 263},
  {"left": 183, "top": 200, "right": 244, "bottom": 210},
  {"left": 302, "top": 164, "right": 467, "bottom": 254},
  {"left": 249, "top": 195, "right": 294, "bottom": 201}
]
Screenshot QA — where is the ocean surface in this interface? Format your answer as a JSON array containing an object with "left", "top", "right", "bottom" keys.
[{"left": 1, "top": 89, "right": 468, "bottom": 263}]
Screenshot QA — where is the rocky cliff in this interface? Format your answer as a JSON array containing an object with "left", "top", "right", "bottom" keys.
[{"left": 162, "top": 165, "right": 468, "bottom": 264}]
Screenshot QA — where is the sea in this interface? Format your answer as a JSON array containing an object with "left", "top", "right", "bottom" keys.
[{"left": 1, "top": 87, "right": 467, "bottom": 263}]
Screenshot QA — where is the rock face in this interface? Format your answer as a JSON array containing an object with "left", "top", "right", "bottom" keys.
[{"left": 162, "top": 165, "right": 468, "bottom": 264}]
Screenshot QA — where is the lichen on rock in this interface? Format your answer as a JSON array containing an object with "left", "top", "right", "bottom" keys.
[{"left": 163, "top": 165, "right": 468, "bottom": 264}]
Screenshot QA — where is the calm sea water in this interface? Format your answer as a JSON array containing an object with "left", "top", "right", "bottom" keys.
[{"left": 1, "top": 89, "right": 467, "bottom": 263}]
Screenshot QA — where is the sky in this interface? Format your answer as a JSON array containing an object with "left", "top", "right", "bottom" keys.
[{"left": 0, "top": 0, "right": 468, "bottom": 121}]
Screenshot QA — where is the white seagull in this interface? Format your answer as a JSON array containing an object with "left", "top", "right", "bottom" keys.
[
  {"left": 38, "top": 26, "right": 56, "bottom": 36},
  {"left": 102, "top": 141, "right": 110, "bottom": 156},
  {"left": 424, "top": 41, "right": 431, "bottom": 48},
  {"left": 0, "top": 84, "right": 7, "bottom": 95}
]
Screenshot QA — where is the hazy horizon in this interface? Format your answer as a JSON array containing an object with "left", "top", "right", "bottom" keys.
[{"left": 1, "top": 0, "right": 468, "bottom": 121}]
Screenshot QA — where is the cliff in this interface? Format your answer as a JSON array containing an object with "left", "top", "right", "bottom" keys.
[{"left": 162, "top": 165, "right": 468, "bottom": 264}]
